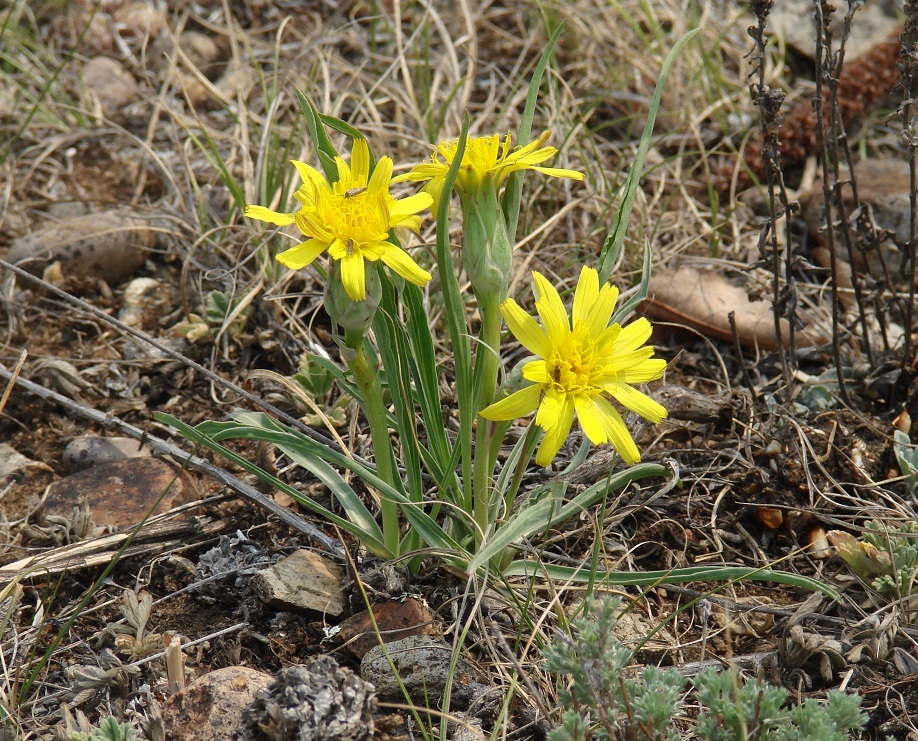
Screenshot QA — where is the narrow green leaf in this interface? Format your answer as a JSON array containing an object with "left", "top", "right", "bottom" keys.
[
  {"left": 436, "top": 116, "right": 475, "bottom": 512},
  {"left": 213, "top": 412, "right": 469, "bottom": 557},
  {"left": 468, "top": 493, "right": 558, "bottom": 573},
  {"left": 549, "top": 462, "right": 669, "bottom": 527},
  {"left": 597, "top": 28, "right": 699, "bottom": 282},
  {"left": 296, "top": 90, "right": 340, "bottom": 181},
  {"left": 156, "top": 413, "right": 391, "bottom": 557},
  {"left": 319, "top": 114, "right": 366, "bottom": 144},
  {"left": 402, "top": 281, "right": 454, "bottom": 476},
  {"left": 373, "top": 273, "right": 425, "bottom": 501},
  {"left": 611, "top": 241, "right": 653, "bottom": 324},
  {"left": 470, "top": 463, "right": 667, "bottom": 573},
  {"left": 503, "top": 21, "right": 566, "bottom": 242},
  {"left": 501, "top": 562, "right": 841, "bottom": 601}
]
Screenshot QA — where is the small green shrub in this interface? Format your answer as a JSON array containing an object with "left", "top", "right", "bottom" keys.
[
  {"left": 69, "top": 716, "right": 136, "bottom": 741},
  {"left": 543, "top": 596, "right": 868, "bottom": 741}
]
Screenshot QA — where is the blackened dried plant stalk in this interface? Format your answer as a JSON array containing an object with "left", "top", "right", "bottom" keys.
[
  {"left": 748, "top": 0, "right": 797, "bottom": 394},
  {"left": 897, "top": 2, "right": 918, "bottom": 395}
]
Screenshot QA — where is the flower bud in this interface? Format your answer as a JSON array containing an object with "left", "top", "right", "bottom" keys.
[
  {"left": 461, "top": 180, "right": 511, "bottom": 301},
  {"left": 324, "top": 259, "right": 381, "bottom": 339}
]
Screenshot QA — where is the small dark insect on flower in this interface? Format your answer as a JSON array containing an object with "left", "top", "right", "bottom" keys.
[
  {"left": 345, "top": 186, "right": 367, "bottom": 197},
  {"left": 346, "top": 238, "right": 355, "bottom": 255}
]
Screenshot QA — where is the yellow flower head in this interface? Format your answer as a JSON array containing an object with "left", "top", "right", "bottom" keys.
[
  {"left": 481, "top": 266, "right": 668, "bottom": 467},
  {"left": 245, "top": 139, "right": 433, "bottom": 301},
  {"left": 393, "top": 130, "right": 583, "bottom": 209}
]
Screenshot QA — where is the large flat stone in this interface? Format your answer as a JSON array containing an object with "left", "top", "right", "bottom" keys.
[{"left": 41, "top": 458, "right": 184, "bottom": 529}]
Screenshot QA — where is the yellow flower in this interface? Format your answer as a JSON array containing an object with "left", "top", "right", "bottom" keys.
[
  {"left": 481, "top": 266, "right": 667, "bottom": 467},
  {"left": 245, "top": 139, "right": 433, "bottom": 301},
  {"left": 393, "top": 130, "right": 583, "bottom": 209}
]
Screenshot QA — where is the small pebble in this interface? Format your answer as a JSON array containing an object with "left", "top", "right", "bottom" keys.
[
  {"left": 61, "top": 435, "right": 150, "bottom": 474},
  {"left": 119, "top": 277, "right": 170, "bottom": 330},
  {"left": 112, "top": 1, "right": 167, "bottom": 39},
  {"left": 361, "top": 635, "right": 487, "bottom": 706},
  {"left": 334, "top": 597, "right": 439, "bottom": 659},
  {"left": 250, "top": 550, "right": 347, "bottom": 617},
  {"left": 215, "top": 59, "right": 255, "bottom": 99},
  {"left": 148, "top": 31, "right": 223, "bottom": 77}
]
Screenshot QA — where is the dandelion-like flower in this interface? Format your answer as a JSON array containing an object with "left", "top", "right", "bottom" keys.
[
  {"left": 245, "top": 139, "right": 433, "bottom": 301},
  {"left": 393, "top": 130, "right": 583, "bottom": 208},
  {"left": 480, "top": 266, "right": 668, "bottom": 467}
]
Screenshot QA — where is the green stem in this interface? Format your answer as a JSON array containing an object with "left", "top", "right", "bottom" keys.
[
  {"left": 346, "top": 333, "right": 401, "bottom": 555},
  {"left": 472, "top": 293, "right": 502, "bottom": 541}
]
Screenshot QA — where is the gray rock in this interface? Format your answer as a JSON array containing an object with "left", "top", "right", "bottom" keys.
[
  {"left": 239, "top": 657, "right": 375, "bottom": 741},
  {"left": 82, "top": 56, "right": 139, "bottom": 115},
  {"left": 360, "top": 635, "right": 488, "bottom": 707},
  {"left": 249, "top": 550, "right": 347, "bottom": 617},
  {"left": 149, "top": 31, "right": 222, "bottom": 75},
  {"left": 7, "top": 209, "right": 155, "bottom": 286},
  {"left": 61, "top": 435, "right": 149, "bottom": 474}
]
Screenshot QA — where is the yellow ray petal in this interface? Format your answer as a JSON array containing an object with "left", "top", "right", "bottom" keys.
[
  {"left": 614, "top": 317, "right": 654, "bottom": 353},
  {"left": 244, "top": 205, "right": 296, "bottom": 226},
  {"left": 508, "top": 131, "right": 551, "bottom": 160},
  {"left": 583, "top": 282, "right": 620, "bottom": 338},
  {"left": 480, "top": 384, "right": 542, "bottom": 421},
  {"left": 291, "top": 160, "right": 327, "bottom": 189},
  {"left": 377, "top": 243, "right": 432, "bottom": 287},
  {"left": 621, "top": 358, "right": 667, "bottom": 384},
  {"left": 393, "top": 214, "right": 423, "bottom": 233},
  {"left": 392, "top": 163, "right": 446, "bottom": 184},
  {"left": 423, "top": 178, "right": 447, "bottom": 214},
  {"left": 535, "top": 387, "right": 566, "bottom": 431},
  {"left": 575, "top": 394, "right": 610, "bottom": 446},
  {"left": 535, "top": 394, "right": 575, "bottom": 467},
  {"left": 339, "top": 253, "right": 367, "bottom": 301},
  {"left": 369, "top": 156, "right": 393, "bottom": 193},
  {"left": 531, "top": 165, "right": 585, "bottom": 181},
  {"left": 294, "top": 210, "right": 332, "bottom": 242},
  {"left": 335, "top": 155, "right": 352, "bottom": 185},
  {"left": 512, "top": 144, "right": 557, "bottom": 165},
  {"left": 608, "top": 383, "right": 668, "bottom": 423},
  {"left": 501, "top": 299, "right": 552, "bottom": 359},
  {"left": 390, "top": 192, "right": 433, "bottom": 221},
  {"left": 275, "top": 238, "right": 328, "bottom": 270},
  {"left": 605, "top": 346, "right": 656, "bottom": 373},
  {"left": 572, "top": 267, "right": 599, "bottom": 327},
  {"left": 594, "top": 397, "right": 640, "bottom": 465},
  {"left": 522, "top": 359, "right": 551, "bottom": 384},
  {"left": 532, "top": 272, "right": 569, "bottom": 345},
  {"left": 351, "top": 139, "right": 371, "bottom": 184}
]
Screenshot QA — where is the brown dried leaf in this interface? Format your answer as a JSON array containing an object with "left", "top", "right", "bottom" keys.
[{"left": 643, "top": 266, "right": 830, "bottom": 350}]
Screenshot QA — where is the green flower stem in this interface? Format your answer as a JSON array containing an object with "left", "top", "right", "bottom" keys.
[
  {"left": 472, "top": 292, "right": 502, "bottom": 540},
  {"left": 345, "top": 331, "right": 401, "bottom": 555}
]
